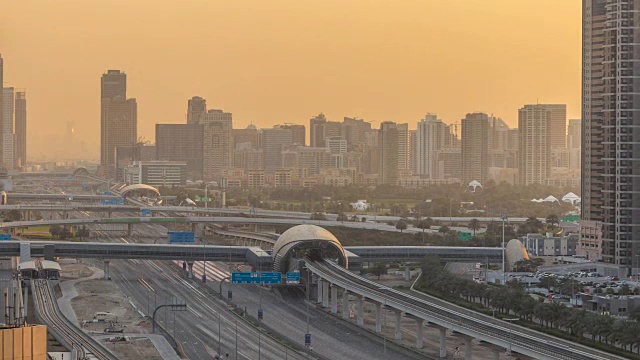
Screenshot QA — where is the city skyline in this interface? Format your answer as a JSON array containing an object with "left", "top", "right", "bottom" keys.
[{"left": 1, "top": 0, "right": 580, "bottom": 160}]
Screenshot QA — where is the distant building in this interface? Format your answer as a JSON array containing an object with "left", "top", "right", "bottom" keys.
[
  {"left": 461, "top": 113, "right": 490, "bottom": 184},
  {"left": 273, "top": 169, "right": 292, "bottom": 188},
  {"left": 521, "top": 233, "right": 578, "bottom": 257},
  {"left": 233, "top": 125, "right": 259, "bottom": 150},
  {"left": 276, "top": 124, "right": 305, "bottom": 146},
  {"left": 187, "top": 96, "right": 207, "bottom": 124},
  {"left": 156, "top": 124, "right": 204, "bottom": 180},
  {"left": 14, "top": 90, "right": 26, "bottom": 167},
  {"left": 124, "top": 161, "right": 187, "bottom": 186},
  {"left": 378, "top": 121, "right": 400, "bottom": 185},
  {"left": 201, "top": 109, "right": 232, "bottom": 180},
  {"left": 416, "top": 114, "right": 453, "bottom": 178},
  {"left": 518, "top": 104, "right": 553, "bottom": 185},
  {"left": 100, "top": 70, "right": 136, "bottom": 178},
  {"left": 396, "top": 123, "right": 409, "bottom": 172},
  {"left": 309, "top": 113, "right": 341, "bottom": 148},
  {"left": 115, "top": 144, "right": 156, "bottom": 181},
  {"left": 342, "top": 117, "right": 372, "bottom": 149},
  {"left": 0, "top": 55, "right": 3, "bottom": 158},
  {"left": 260, "top": 128, "right": 292, "bottom": 172},
  {"left": 2, "top": 87, "right": 14, "bottom": 169},
  {"left": 577, "top": 220, "right": 603, "bottom": 261},
  {"left": 247, "top": 170, "right": 265, "bottom": 189}
]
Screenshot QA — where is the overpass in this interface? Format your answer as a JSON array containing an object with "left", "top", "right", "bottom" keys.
[
  {"left": 0, "top": 202, "right": 542, "bottom": 225},
  {"left": 307, "top": 259, "right": 625, "bottom": 360}
]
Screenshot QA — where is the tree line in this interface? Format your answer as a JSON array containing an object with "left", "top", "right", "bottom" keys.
[{"left": 417, "top": 256, "right": 640, "bottom": 357}]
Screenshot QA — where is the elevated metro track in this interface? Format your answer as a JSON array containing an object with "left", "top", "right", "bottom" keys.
[
  {"left": 32, "top": 279, "right": 117, "bottom": 360},
  {"left": 306, "top": 260, "right": 625, "bottom": 360}
]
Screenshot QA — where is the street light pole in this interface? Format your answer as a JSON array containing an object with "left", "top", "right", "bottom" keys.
[{"left": 502, "top": 215, "right": 507, "bottom": 285}]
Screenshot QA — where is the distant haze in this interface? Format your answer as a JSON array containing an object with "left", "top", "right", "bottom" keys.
[{"left": 0, "top": 0, "right": 580, "bottom": 161}]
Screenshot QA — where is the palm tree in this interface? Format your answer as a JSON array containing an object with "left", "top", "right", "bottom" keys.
[{"left": 468, "top": 219, "right": 481, "bottom": 236}]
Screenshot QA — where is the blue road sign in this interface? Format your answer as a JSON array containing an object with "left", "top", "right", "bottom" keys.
[
  {"left": 0, "top": 234, "right": 10, "bottom": 241},
  {"left": 168, "top": 231, "right": 195, "bottom": 243},
  {"left": 286, "top": 272, "right": 301, "bottom": 284},
  {"left": 305, "top": 333, "right": 311, "bottom": 347},
  {"left": 231, "top": 272, "right": 260, "bottom": 284},
  {"left": 260, "top": 272, "right": 282, "bottom": 285},
  {"left": 141, "top": 209, "right": 151, "bottom": 217}
]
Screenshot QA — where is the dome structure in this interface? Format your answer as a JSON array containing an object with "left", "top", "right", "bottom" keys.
[
  {"left": 272, "top": 225, "right": 348, "bottom": 273},
  {"left": 505, "top": 239, "right": 529, "bottom": 271}
]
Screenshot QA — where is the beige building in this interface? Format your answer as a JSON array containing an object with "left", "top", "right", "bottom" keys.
[
  {"left": 0, "top": 325, "right": 47, "bottom": 359},
  {"left": 461, "top": 113, "right": 489, "bottom": 184},
  {"left": 247, "top": 170, "right": 265, "bottom": 189},
  {"left": 274, "top": 169, "right": 292, "bottom": 188},
  {"left": 202, "top": 109, "right": 232, "bottom": 180},
  {"left": 518, "top": 105, "right": 553, "bottom": 185},
  {"left": 378, "top": 121, "right": 399, "bottom": 185},
  {"left": 187, "top": 96, "right": 207, "bottom": 125}
]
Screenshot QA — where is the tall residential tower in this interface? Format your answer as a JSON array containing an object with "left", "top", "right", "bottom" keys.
[{"left": 582, "top": 0, "right": 638, "bottom": 269}]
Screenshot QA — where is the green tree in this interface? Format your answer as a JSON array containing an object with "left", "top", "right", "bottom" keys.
[
  {"left": 310, "top": 212, "right": 327, "bottom": 221},
  {"left": 369, "top": 263, "right": 388, "bottom": 280},
  {"left": 336, "top": 212, "right": 348, "bottom": 222},
  {"left": 396, "top": 219, "right": 408, "bottom": 232},
  {"left": 49, "top": 225, "right": 61, "bottom": 239},
  {"left": 438, "top": 225, "right": 451, "bottom": 234},
  {"left": 468, "top": 219, "right": 481, "bottom": 236}
]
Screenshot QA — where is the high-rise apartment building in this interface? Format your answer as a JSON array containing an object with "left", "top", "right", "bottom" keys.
[
  {"left": 1, "top": 87, "right": 13, "bottom": 169},
  {"left": 100, "top": 70, "right": 136, "bottom": 177},
  {"left": 582, "top": 1, "right": 640, "bottom": 268},
  {"left": 276, "top": 124, "right": 305, "bottom": 146},
  {"left": 415, "top": 114, "right": 451, "bottom": 178},
  {"left": 567, "top": 119, "right": 582, "bottom": 150},
  {"left": 0, "top": 55, "right": 3, "bottom": 162},
  {"left": 156, "top": 124, "right": 204, "bottom": 180},
  {"left": 461, "top": 113, "right": 490, "bottom": 184},
  {"left": 546, "top": 104, "right": 567, "bottom": 149},
  {"left": 378, "top": 121, "right": 399, "bottom": 185},
  {"left": 187, "top": 96, "right": 207, "bottom": 124},
  {"left": 201, "top": 109, "right": 232, "bottom": 180},
  {"left": 309, "top": 114, "right": 341, "bottom": 148},
  {"left": 14, "top": 91, "right": 26, "bottom": 167},
  {"left": 233, "top": 125, "right": 259, "bottom": 150},
  {"left": 396, "top": 123, "right": 409, "bottom": 171},
  {"left": 342, "top": 117, "right": 372, "bottom": 149},
  {"left": 518, "top": 105, "right": 552, "bottom": 185},
  {"left": 409, "top": 130, "right": 417, "bottom": 175},
  {"left": 261, "top": 128, "right": 293, "bottom": 172}
]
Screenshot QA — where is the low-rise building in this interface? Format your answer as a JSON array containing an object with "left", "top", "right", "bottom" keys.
[
  {"left": 580, "top": 294, "right": 640, "bottom": 316},
  {"left": 123, "top": 161, "right": 186, "bottom": 186},
  {"left": 578, "top": 220, "right": 603, "bottom": 261},
  {"left": 521, "top": 233, "right": 578, "bottom": 257}
]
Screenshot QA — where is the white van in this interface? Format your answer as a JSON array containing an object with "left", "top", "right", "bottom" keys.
[{"left": 94, "top": 312, "right": 117, "bottom": 322}]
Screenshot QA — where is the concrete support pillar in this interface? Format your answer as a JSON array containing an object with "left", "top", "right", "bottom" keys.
[
  {"left": 330, "top": 285, "right": 338, "bottom": 314},
  {"left": 394, "top": 310, "right": 402, "bottom": 340},
  {"left": 341, "top": 289, "right": 350, "bottom": 319},
  {"left": 103, "top": 260, "right": 110, "bottom": 280},
  {"left": 191, "top": 222, "right": 197, "bottom": 234},
  {"left": 322, "top": 281, "right": 330, "bottom": 308},
  {"left": 127, "top": 223, "right": 133, "bottom": 236},
  {"left": 439, "top": 327, "right": 447, "bottom": 358},
  {"left": 404, "top": 265, "right": 411, "bottom": 281},
  {"left": 465, "top": 337, "right": 473, "bottom": 360},
  {"left": 187, "top": 261, "right": 194, "bottom": 279},
  {"left": 356, "top": 297, "right": 364, "bottom": 326},
  {"left": 374, "top": 302, "right": 382, "bottom": 333},
  {"left": 492, "top": 350, "right": 500, "bottom": 360},
  {"left": 415, "top": 319, "right": 424, "bottom": 349},
  {"left": 108, "top": 211, "right": 112, "bottom": 218},
  {"left": 317, "top": 278, "right": 324, "bottom": 303}
]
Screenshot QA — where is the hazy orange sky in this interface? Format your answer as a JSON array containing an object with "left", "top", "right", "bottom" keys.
[{"left": 1, "top": 0, "right": 581, "bottom": 161}]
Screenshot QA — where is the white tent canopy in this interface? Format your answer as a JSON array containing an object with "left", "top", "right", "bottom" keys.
[{"left": 544, "top": 195, "right": 559, "bottom": 203}]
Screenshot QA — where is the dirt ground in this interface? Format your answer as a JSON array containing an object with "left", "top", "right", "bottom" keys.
[{"left": 59, "top": 262, "right": 164, "bottom": 359}]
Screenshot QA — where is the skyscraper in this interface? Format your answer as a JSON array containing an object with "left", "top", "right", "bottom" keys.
[
  {"left": 1, "top": 87, "right": 14, "bottom": 170},
  {"left": 201, "top": 109, "right": 232, "bottom": 180},
  {"left": 567, "top": 119, "right": 582, "bottom": 150},
  {"left": 309, "top": 114, "right": 340, "bottom": 148},
  {"left": 415, "top": 114, "right": 451, "bottom": 178},
  {"left": 0, "top": 55, "right": 3, "bottom": 161},
  {"left": 461, "top": 113, "right": 489, "bottom": 184},
  {"left": 187, "top": 96, "right": 207, "bottom": 124},
  {"left": 582, "top": 1, "right": 638, "bottom": 267},
  {"left": 545, "top": 104, "right": 567, "bottom": 149},
  {"left": 101, "top": 70, "right": 126, "bottom": 100},
  {"left": 275, "top": 124, "right": 305, "bottom": 146},
  {"left": 260, "top": 128, "right": 292, "bottom": 172},
  {"left": 396, "top": 123, "right": 409, "bottom": 172},
  {"left": 156, "top": 124, "right": 204, "bottom": 180},
  {"left": 518, "top": 105, "right": 552, "bottom": 185},
  {"left": 14, "top": 91, "right": 26, "bottom": 168},
  {"left": 100, "top": 70, "right": 136, "bottom": 177},
  {"left": 378, "top": 121, "right": 399, "bottom": 185}
]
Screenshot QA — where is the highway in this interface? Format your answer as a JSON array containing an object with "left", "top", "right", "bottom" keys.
[
  {"left": 307, "top": 260, "right": 627, "bottom": 360},
  {"left": 32, "top": 279, "right": 117, "bottom": 360}
]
